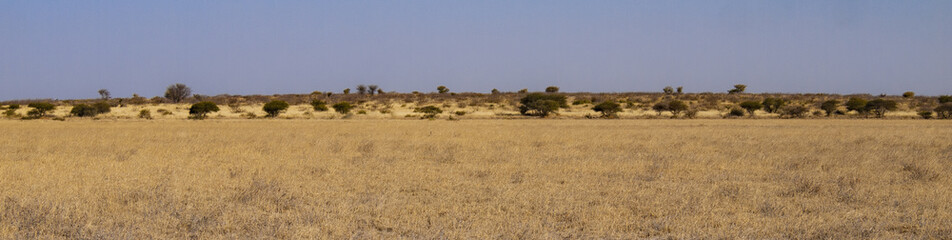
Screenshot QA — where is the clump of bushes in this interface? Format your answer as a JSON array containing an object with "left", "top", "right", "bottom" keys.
[
  {"left": 779, "top": 105, "right": 809, "bottom": 118},
  {"left": 934, "top": 103, "right": 952, "bottom": 119},
  {"left": 189, "top": 101, "right": 220, "bottom": 119},
  {"left": 727, "top": 108, "right": 745, "bottom": 118},
  {"left": 519, "top": 93, "right": 567, "bottom": 117},
  {"left": 739, "top": 101, "right": 762, "bottom": 117},
  {"left": 25, "top": 102, "right": 56, "bottom": 119},
  {"left": 592, "top": 101, "right": 622, "bottom": 118},
  {"left": 864, "top": 99, "right": 897, "bottom": 118},
  {"left": 414, "top": 106, "right": 443, "bottom": 119},
  {"left": 139, "top": 109, "right": 152, "bottom": 119},
  {"left": 761, "top": 98, "right": 786, "bottom": 113},
  {"left": 332, "top": 102, "right": 354, "bottom": 114},
  {"left": 69, "top": 104, "right": 98, "bottom": 117},
  {"left": 310, "top": 99, "right": 328, "bottom": 111},
  {"left": 820, "top": 100, "right": 840, "bottom": 117},
  {"left": 845, "top": 97, "right": 868, "bottom": 116},
  {"left": 262, "top": 100, "right": 289, "bottom": 117}
]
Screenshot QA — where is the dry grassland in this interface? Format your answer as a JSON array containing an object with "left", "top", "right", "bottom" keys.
[{"left": 1, "top": 119, "right": 951, "bottom": 238}]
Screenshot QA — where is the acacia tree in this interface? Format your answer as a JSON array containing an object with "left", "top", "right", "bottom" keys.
[
  {"left": 761, "top": 98, "right": 786, "bottom": 113},
  {"left": 667, "top": 100, "right": 689, "bottom": 117},
  {"left": 189, "top": 101, "right": 220, "bottom": 119},
  {"left": 437, "top": 86, "right": 450, "bottom": 94},
  {"left": 519, "top": 93, "right": 567, "bottom": 117},
  {"left": 98, "top": 89, "right": 111, "bottom": 100},
  {"left": 728, "top": 84, "right": 747, "bottom": 94},
  {"left": 592, "top": 101, "right": 622, "bottom": 118},
  {"left": 820, "top": 100, "right": 840, "bottom": 117},
  {"left": 864, "top": 99, "right": 897, "bottom": 118},
  {"left": 164, "top": 83, "right": 191, "bottom": 103},
  {"left": 368, "top": 85, "right": 379, "bottom": 95},
  {"left": 263, "top": 100, "right": 290, "bottom": 117},
  {"left": 545, "top": 86, "right": 560, "bottom": 93},
  {"left": 663, "top": 86, "right": 674, "bottom": 94},
  {"left": 845, "top": 97, "right": 868, "bottom": 116},
  {"left": 739, "top": 101, "right": 762, "bottom": 117},
  {"left": 356, "top": 85, "right": 368, "bottom": 95}
]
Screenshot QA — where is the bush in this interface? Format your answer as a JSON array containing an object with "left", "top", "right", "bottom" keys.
[
  {"left": 572, "top": 99, "right": 592, "bottom": 105},
  {"left": 651, "top": 102, "right": 668, "bottom": 115},
  {"left": 139, "top": 109, "right": 152, "bottom": 119},
  {"left": 728, "top": 108, "right": 745, "bottom": 117},
  {"left": 918, "top": 111, "right": 933, "bottom": 119},
  {"left": 310, "top": 99, "right": 328, "bottom": 111},
  {"left": 820, "top": 100, "right": 840, "bottom": 117},
  {"left": 666, "top": 100, "right": 688, "bottom": 117},
  {"left": 683, "top": 109, "right": 698, "bottom": 119},
  {"left": 454, "top": 111, "right": 467, "bottom": 116},
  {"left": 780, "top": 105, "right": 809, "bottom": 118},
  {"left": 545, "top": 86, "right": 559, "bottom": 93},
  {"left": 491, "top": 89, "right": 500, "bottom": 94},
  {"left": 935, "top": 103, "right": 952, "bottom": 119},
  {"left": 189, "top": 101, "right": 220, "bottom": 119},
  {"left": 332, "top": 102, "right": 354, "bottom": 114},
  {"left": 592, "top": 101, "right": 622, "bottom": 118},
  {"left": 156, "top": 109, "right": 173, "bottom": 116},
  {"left": 414, "top": 106, "right": 443, "bottom": 119},
  {"left": 939, "top": 95, "right": 952, "bottom": 104},
  {"left": 8, "top": 104, "right": 20, "bottom": 110},
  {"left": 3, "top": 109, "right": 17, "bottom": 118},
  {"left": 864, "top": 99, "right": 897, "bottom": 118},
  {"left": 739, "top": 101, "right": 762, "bottom": 117},
  {"left": 92, "top": 102, "right": 111, "bottom": 114},
  {"left": 903, "top": 91, "right": 915, "bottom": 98},
  {"left": 518, "top": 93, "right": 567, "bottom": 117},
  {"left": 437, "top": 86, "right": 450, "bottom": 94},
  {"left": 728, "top": 84, "right": 746, "bottom": 94},
  {"left": 761, "top": 98, "right": 786, "bottom": 113},
  {"left": 70, "top": 104, "right": 99, "bottom": 117},
  {"left": 27, "top": 102, "right": 55, "bottom": 117},
  {"left": 518, "top": 89, "right": 528, "bottom": 93},
  {"left": 164, "top": 83, "right": 191, "bottom": 103},
  {"left": 845, "top": 97, "right": 868, "bottom": 115},
  {"left": 663, "top": 86, "right": 674, "bottom": 94},
  {"left": 262, "top": 100, "right": 290, "bottom": 117}
]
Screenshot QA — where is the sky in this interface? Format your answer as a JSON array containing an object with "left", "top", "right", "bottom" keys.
[{"left": 1, "top": 1, "right": 951, "bottom": 100}]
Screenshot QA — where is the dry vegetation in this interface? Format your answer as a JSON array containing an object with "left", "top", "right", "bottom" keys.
[{"left": 1, "top": 119, "right": 951, "bottom": 238}]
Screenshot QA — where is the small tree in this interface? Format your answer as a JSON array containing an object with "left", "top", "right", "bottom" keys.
[
  {"left": 864, "top": 99, "right": 897, "bottom": 118},
  {"left": 592, "top": 101, "right": 622, "bottom": 118},
  {"left": 343, "top": 88, "right": 351, "bottom": 95},
  {"left": 92, "top": 102, "right": 111, "bottom": 114},
  {"left": 70, "top": 104, "right": 98, "bottom": 117},
  {"left": 437, "top": 86, "right": 450, "bottom": 94},
  {"left": 545, "top": 86, "right": 560, "bottom": 93},
  {"left": 845, "top": 97, "right": 868, "bottom": 115},
  {"left": 491, "top": 89, "right": 500, "bottom": 94},
  {"left": 310, "top": 99, "right": 329, "bottom": 111},
  {"left": 780, "top": 105, "right": 809, "bottom": 118},
  {"left": 761, "top": 98, "right": 786, "bottom": 113},
  {"left": 262, "top": 100, "right": 290, "bottom": 117},
  {"left": 728, "top": 84, "right": 747, "bottom": 94},
  {"left": 356, "top": 85, "right": 368, "bottom": 95},
  {"left": 27, "top": 102, "right": 55, "bottom": 117},
  {"left": 939, "top": 95, "right": 952, "bottom": 104},
  {"left": 98, "top": 89, "right": 111, "bottom": 100},
  {"left": 820, "top": 100, "right": 840, "bottom": 117},
  {"left": 519, "top": 93, "right": 567, "bottom": 117},
  {"left": 368, "top": 85, "right": 379, "bottom": 95},
  {"left": 676, "top": 86, "right": 683, "bottom": 94},
  {"left": 164, "top": 83, "right": 191, "bottom": 103},
  {"left": 903, "top": 91, "right": 915, "bottom": 98},
  {"left": 662, "top": 86, "right": 674, "bottom": 94},
  {"left": 189, "top": 101, "right": 220, "bottom": 119},
  {"left": 935, "top": 103, "right": 952, "bottom": 119},
  {"left": 667, "top": 100, "right": 689, "bottom": 117},
  {"left": 377, "top": 89, "right": 384, "bottom": 95},
  {"left": 739, "top": 101, "right": 762, "bottom": 117},
  {"left": 414, "top": 106, "right": 443, "bottom": 119},
  {"left": 652, "top": 102, "right": 668, "bottom": 116},
  {"left": 332, "top": 102, "right": 354, "bottom": 114}
]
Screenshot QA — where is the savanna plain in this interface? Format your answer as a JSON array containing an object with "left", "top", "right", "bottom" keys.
[{"left": 1, "top": 119, "right": 951, "bottom": 239}]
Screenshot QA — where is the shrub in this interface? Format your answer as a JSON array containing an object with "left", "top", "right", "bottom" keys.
[
  {"left": 728, "top": 84, "right": 746, "bottom": 94},
  {"left": 3, "top": 109, "right": 17, "bottom": 118},
  {"left": 545, "top": 86, "right": 559, "bottom": 93},
  {"left": 683, "top": 109, "right": 698, "bottom": 119},
  {"left": 820, "top": 100, "right": 840, "bottom": 117},
  {"left": 864, "top": 99, "right": 897, "bottom": 118},
  {"left": 357, "top": 110, "right": 367, "bottom": 114},
  {"left": 518, "top": 89, "right": 528, "bottom": 93},
  {"left": 8, "top": 104, "right": 20, "bottom": 110},
  {"left": 592, "top": 101, "right": 622, "bottom": 118},
  {"left": 739, "top": 101, "right": 762, "bottom": 117},
  {"left": 262, "top": 100, "right": 290, "bottom": 117},
  {"left": 332, "top": 102, "right": 354, "bottom": 114},
  {"left": 667, "top": 100, "right": 689, "bottom": 117},
  {"left": 164, "top": 83, "right": 191, "bottom": 103},
  {"left": 437, "top": 85, "right": 450, "bottom": 94},
  {"left": 310, "top": 99, "right": 328, "bottom": 111},
  {"left": 368, "top": 85, "right": 379, "bottom": 95},
  {"left": 939, "top": 95, "right": 952, "bottom": 104},
  {"left": 518, "top": 93, "right": 567, "bottom": 117},
  {"left": 454, "top": 111, "right": 466, "bottom": 116},
  {"left": 27, "top": 102, "right": 55, "bottom": 117},
  {"left": 728, "top": 108, "right": 745, "bottom": 117},
  {"left": 98, "top": 89, "right": 111, "bottom": 100},
  {"left": 935, "top": 103, "right": 952, "bottom": 119},
  {"left": 156, "top": 109, "right": 173, "bottom": 115},
  {"left": 70, "top": 104, "right": 99, "bottom": 117},
  {"left": 761, "top": 98, "right": 786, "bottom": 113},
  {"left": 92, "top": 102, "right": 111, "bottom": 114},
  {"left": 572, "top": 99, "right": 592, "bottom": 105},
  {"left": 414, "top": 105, "right": 443, "bottom": 119},
  {"left": 918, "top": 111, "right": 933, "bottom": 119},
  {"left": 651, "top": 102, "right": 668, "bottom": 115},
  {"left": 903, "top": 91, "right": 915, "bottom": 98},
  {"left": 780, "top": 105, "right": 809, "bottom": 118},
  {"left": 845, "top": 97, "right": 868, "bottom": 115},
  {"left": 356, "top": 85, "right": 368, "bottom": 94},
  {"left": 139, "top": 109, "right": 152, "bottom": 119},
  {"left": 663, "top": 86, "right": 674, "bottom": 94},
  {"left": 189, "top": 101, "right": 220, "bottom": 119},
  {"left": 676, "top": 86, "right": 683, "bottom": 94},
  {"left": 343, "top": 88, "right": 350, "bottom": 95}
]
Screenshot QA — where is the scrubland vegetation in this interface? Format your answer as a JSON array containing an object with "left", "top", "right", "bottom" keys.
[{"left": 1, "top": 120, "right": 950, "bottom": 238}]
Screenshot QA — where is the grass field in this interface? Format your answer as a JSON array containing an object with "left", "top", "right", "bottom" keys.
[{"left": 1, "top": 119, "right": 950, "bottom": 238}]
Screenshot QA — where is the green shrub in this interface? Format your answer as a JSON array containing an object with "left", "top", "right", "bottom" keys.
[
  {"left": 761, "top": 98, "right": 786, "bottom": 113},
  {"left": 414, "top": 106, "right": 443, "bottom": 119},
  {"left": 189, "top": 101, "right": 220, "bottom": 119},
  {"left": 739, "top": 101, "right": 762, "bottom": 117},
  {"left": 310, "top": 99, "right": 328, "bottom": 111},
  {"left": 454, "top": 111, "right": 466, "bottom": 116},
  {"left": 262, "top": 100, "right": 289, "bottom": 117},
  {"left": 8, "top": 104, "right": 20, "bottom": 110},
  {"left": 728, "top": 84, "right": 746, "bottom": 94},
  {"left": 939, "top": 95, "right": 952, "bottom": 104},
  {"left": 70, "top": 104, "right": 99, "bottom": 117},
  {"left": 918, "top": 111, "right": 933, "bottom": 119},
  {"left": 357, "top": 110, "right": 367, "bottom": 114},
  {"left": 3, "top": 109, "right": 17, "bottom": 118},
  {"left": 437, "top": 85, "right": 450, "bottom": 94},
  {"left": 845, "top": 97, "right": 868, "bottom": 115},
  {"left": 139, "top": 109, "right": 152, "bottom": 119},
  {"left": 663, "top": 86, "right": 674, "bottom": 94},
  {"left": 728, "top": 108, "right": 745, "bottom": 117},
  {"left": 903, "top": 91, "right": 915, "bottom": 98},
  {"left": 92, "top": 102, "right": 111, "bottom": 114},
  {"left": 592, "top": 101, "right": 622, "bottom": 118},
  {"left": 820, "top": 100, "right": 840, "bottom": 117},
  {"left": 518, "top": 93, "right": 567, "bottom": 117},
  {"left": 666, "top": 100, "right": 689, "bottom": 117},
  {"left": 518, "top": 89, "right": 528, "bottom": 93},
  {"left": 332, "top": 102, "right": 354, "bottom": 114},
  {"left": 27, "top": 102, "right": 55, "bottom": 117},
  {"left": 572, "top": 99, "right": 592, "bottom": 105},
  {"left": 491, "top": 89, "right": 500, "bottom": 94},
  {"left": 651, "top": 102, "right": 668, "bottom": 115},
  {"left": 683, "top": 109, "right": 698, "bottom": 119},
  {"left": 935, "top": 103, "right": 952, "bottom": 119},
  {"left": 780, "top": 105, "right": 809, "bottom": 118},
  {"left": 545, "top": 86, "right": 559, "bottom": 93},
  {"left": 864, "top": 99, "right": 897, "bottom": 118}
]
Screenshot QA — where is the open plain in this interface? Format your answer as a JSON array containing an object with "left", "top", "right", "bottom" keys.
[{"left": 1, "top": 119, "right": 951, "bottom": 238}]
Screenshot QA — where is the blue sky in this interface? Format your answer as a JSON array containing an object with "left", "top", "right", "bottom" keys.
[{"left": 1, "top": 1, "right": 951, "bottom": 100}]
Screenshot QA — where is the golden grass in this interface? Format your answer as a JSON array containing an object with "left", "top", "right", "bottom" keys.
[{"left": 1, "top": 119, "right": 950, "bottom": 238}]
